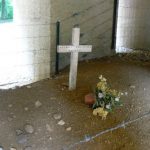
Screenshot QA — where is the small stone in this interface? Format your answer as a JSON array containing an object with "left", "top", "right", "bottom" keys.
[
  {"left": 57, "top": 120, "right": 65, "bottom": 126},
  {"left": 23, "top": 146, "right": 32, "bottom": 150},
  {"left": 10, "top": 148, "right": 17, "bottom": 150},
  {"left": 46, "top": 124, "right": 53, "bottom": 132},
  {"left": 13, "top": 115, "right": 16, "bottom": 119},
  {"left": 35, "top": 101, "right": 42, "bottom": 108},
  {"left": 16, "top": 129, "right": 23, "bottom": 136},
  {"left": 8, "top": 104, "right": 13, "bottom": 108},
  {"left": 0, "top": 146, "right": 4, "bottom": 150},
  {"left": 24, "top": 107, "right": 29, "bottom": 111},
  {"left": 48, "top": 136, "right": 52, "bottom": 141},
  {"left": 53, "top": 113, "right": 61, "bottom": 120},
  {"left": 125, "top": 92, "right": 128, "bottom": 96},
  {"left": 17, "top": 134, "right": 28, "bottom": 144},
  {"left": 25, "top": 124, "right": 34, "bottom": 134},
  {"left": 66, "top": 127, "right": 72, "bottom": 131}
]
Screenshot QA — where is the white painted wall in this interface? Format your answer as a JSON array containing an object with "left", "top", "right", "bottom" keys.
[
  {"left": 116, "top": 0, "right": 150, "bottom": 52},
  {"left": 0, "top": 0, "right": 51, "bottom": 89}
]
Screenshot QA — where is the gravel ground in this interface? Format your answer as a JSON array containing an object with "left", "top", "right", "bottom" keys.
[{"left": 0, "top": 54, "right": 150, "bottom": 150}]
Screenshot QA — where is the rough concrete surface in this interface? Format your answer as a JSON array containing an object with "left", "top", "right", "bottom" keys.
[{"left": 0, "top": 55, "right": 150, "bottom": 150}]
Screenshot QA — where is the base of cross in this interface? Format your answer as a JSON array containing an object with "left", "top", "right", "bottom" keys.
[{"left": 57, "top": 27, "right": 92, "bottom": 90}]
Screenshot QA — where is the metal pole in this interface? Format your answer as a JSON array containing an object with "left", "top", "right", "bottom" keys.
[
  {"left": 111, "top": 0, "right": 119, "bottom": 50},
  {"left": 55, "top": 21, "right": 60, "bottom": 74}
]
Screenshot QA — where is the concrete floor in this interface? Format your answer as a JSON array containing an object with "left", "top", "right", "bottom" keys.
[{"left": 0, "top": 54, "right": 150, "bottom": 150}]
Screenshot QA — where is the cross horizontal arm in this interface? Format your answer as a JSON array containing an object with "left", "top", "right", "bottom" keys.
[{"left": 57, "top": 45, "right": 92, "bottom": 53}]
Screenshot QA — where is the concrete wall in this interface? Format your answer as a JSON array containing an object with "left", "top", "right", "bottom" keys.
[
  {"left": 116, "top": 0, "right": 150, "bottom": 52},
  {"left": 50, "top": 0, "right": 114, "bottom": 72},
  {"left": 0, "top": 0, "right": 51, "bottom": 89}
]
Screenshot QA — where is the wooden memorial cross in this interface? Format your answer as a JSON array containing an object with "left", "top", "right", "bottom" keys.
[{"left": 57, "top": 27, "right": 92, "bottom": 90}]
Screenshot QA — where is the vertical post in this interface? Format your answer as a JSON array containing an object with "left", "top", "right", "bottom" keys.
[
  {"left": 55, "top": 21, "right": 60, "bottom": 74},
  {"left": 69, "top": 28, "right": 80, "bottom": 90},
  {"left": 111, "top": 0, "right": 119, "bottom": 50}
]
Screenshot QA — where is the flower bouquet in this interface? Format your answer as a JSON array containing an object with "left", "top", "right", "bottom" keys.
[{"left": 92, "top": 75, "right": 123, "bottom": 120}]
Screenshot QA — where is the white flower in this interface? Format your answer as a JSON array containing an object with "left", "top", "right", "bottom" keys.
[
  {"left": 106, "top": 104, "right": 111, "bottom": 109},
  {"left": 99, "top": 75, "right": 103, "bottom": 80},
  {"left": 98, "top": 93, "right": 104, "bottom": 98},
  {"left": 120, "top": 93, "right": 124, "bottom": 96},
  {"left": 115, "top": 97, "right": 120, "bottom": 102}
]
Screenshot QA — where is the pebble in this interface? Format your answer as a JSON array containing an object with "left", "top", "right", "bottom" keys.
[
  {"left": 46, "top": 124, "right": 53, "bottom": 132},
  {"left": 48, "top": 137, "right": 52, "bottom": 141},
  {"left": 35, "top": 101, "right": 42, "bottom": 108},
  {"left": 10, "top": 148, "right": 17, "bottom": 150},
  {"left": 53, "top": 113, "right": 61, "bottom": 120},
  {"left": 125, "top": 92, "right": 128, "bottom": 96},
  {"left": 24, "top": 107, "right": 29, "bottom": 111},
  {"left": 66, "top": 127, "right": 72, "bottom": 131},
  {"left": 17, "top": 134, "right": 28, "bottom": 144},
  {"left": 57, "top": 120, "right": 65, "bottom": 126},
  {"left": 16, "top": 129, "right": 23, "bottom": 136},
  {"left": 25, "top": 124, "right": 34, "bottom": 134},
  {"left": 8, "top": 104, "right": 13, "bottom": 108}
]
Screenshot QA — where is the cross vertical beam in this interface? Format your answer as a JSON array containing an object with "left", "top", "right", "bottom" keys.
[{"left": 69, "top": 28, "right": 80, "bottom": 90}]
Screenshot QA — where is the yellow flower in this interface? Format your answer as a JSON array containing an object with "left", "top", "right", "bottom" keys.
[
  {"left": 99, "top": 75, "right": 107, "bottom": 82},
  {"left": 93, "top": 107, "right": 108, "bottom": 120}
]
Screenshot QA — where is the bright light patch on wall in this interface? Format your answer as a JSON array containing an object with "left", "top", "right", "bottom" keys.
[
  {"left": 0, "top": 23, "right": 35, "bottom": 89},
  {"left": 115, "top": 0, "right": 133, "bottom": 53}
]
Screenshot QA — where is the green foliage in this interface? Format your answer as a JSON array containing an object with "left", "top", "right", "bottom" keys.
[
  {"left": 92, "top": 75, "right": 123, "bottom": 112},
  {"left": 0, "top": 0, "right": 13, "bottom": 21}
]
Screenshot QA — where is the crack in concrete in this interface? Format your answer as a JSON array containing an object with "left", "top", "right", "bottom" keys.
[{"left": 64, "top": 111, "right": 150, "bottom": 150}]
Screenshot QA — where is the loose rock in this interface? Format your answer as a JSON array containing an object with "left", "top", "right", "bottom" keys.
[
  {"left": 24, "top": 107, "right": 29, "bottom": 111},
  {"left": 8, "top": 104, "right": 13, "bottom": 108},
  {"left": 10, "top": 148, "right": 17, "bottom": 150},
  {"left": 25, "top": 124, "right": 34, "bottom": 134},
  {"left": 35, "top": 101, "right": 42, "bottom": 108},
  {"left": 66, "top": 127, "right": 72, "bottom": 131},
  {"left": 57, "top": 120, "right": 65, "bottom": 126},
  {"left": 46, "top": 124, "right": 53, "bottom": 132},
  {"left": 17, "top": 134, "right": 28, "bottom": 144},
  {"left": 53, "top": 113, "right": 61, "bottom": 120}
]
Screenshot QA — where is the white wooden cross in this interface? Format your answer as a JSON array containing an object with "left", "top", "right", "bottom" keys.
[{"left": 57, "top": 27, "right": 92, "bottom": 90}]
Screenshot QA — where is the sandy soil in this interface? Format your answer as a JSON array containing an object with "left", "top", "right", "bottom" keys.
[{"left": 0, "top": 54, "right": 150, "bottom": 150}]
